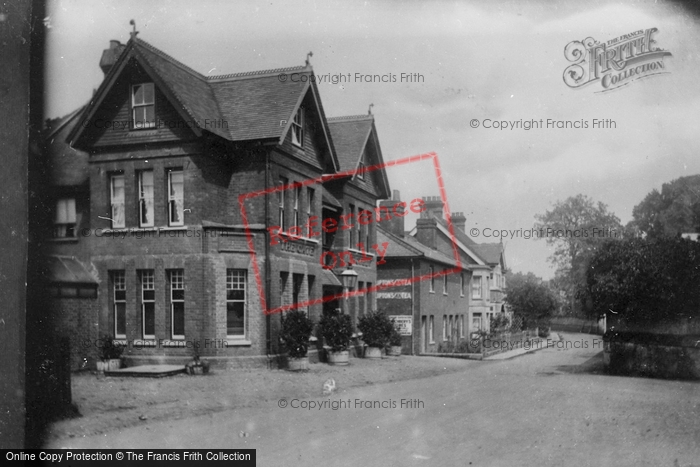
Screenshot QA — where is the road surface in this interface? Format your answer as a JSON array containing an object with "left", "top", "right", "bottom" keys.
[{"left": 51, "top": 333, "right": 700, "bottom": 466}]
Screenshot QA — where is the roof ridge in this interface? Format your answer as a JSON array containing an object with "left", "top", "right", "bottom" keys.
[
  {"left": 207, "top": 65, "right": 309, "bottom": 81},
  {"left": 327, "top": 115, "right": 374, "bottom": 122},
  {"left": 134, "top": 38, "right": 206, "bottom": 80}
]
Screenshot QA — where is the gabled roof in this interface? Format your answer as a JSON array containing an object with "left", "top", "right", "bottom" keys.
[
  {"left": 327, "top": 115, "right": 373, "bottom": 171},
  {"left": 68, "top": 37, "right": 339, "bottom": 170},
  {"left": 471, "top": 242, "right": 506, "bottom": 269},
  {"left": 46, "top": 106, "right": 89, "bottom": 186},
  {"left": 378, "top": 227, "right": 469, "bottom": 269},
  {"left": 327, "top": 114, "right": 391, "bottom": 198},
  {"left": 409, "top": 218, "right": 488, "bottom": 266}
]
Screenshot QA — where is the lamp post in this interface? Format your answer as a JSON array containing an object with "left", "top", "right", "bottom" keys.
[{"left": 339, "top": 264, "right": 358, "bottom": 315}]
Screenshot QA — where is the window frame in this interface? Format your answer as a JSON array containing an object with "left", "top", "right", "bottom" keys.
[
  {"left": 138, "top": 170, "right": 155, "bottom": 227},
  {"left": 293, "top": 185, "right": 301, "bottom": 229},
  {"left": 167, "top": 169, "right": 184, "bottom": 227},
  {"left": 226, "top": 269, "right": 247, "bottom": 338},
  {"left": 429, "top": 315, "right": 435, "bottom": 344},
  {"left": 291, "top": 107, "right": 304, "bottom": 147},
  {"left": 140, "top": 270, "right": 155, "bottom": 339},
  {"left": 110, "top": 173, "right": 125, "bottom": 229},
  {"left": 131, "top": 82, "right": 156, "bottom": 129},
  {"left": 443, "top": 268, "right": 448, "bottom": 295},
  {"left": 169, "top": 269, "right": 185, "bottom": 339},
  {"left": 54, "top": 198, "right": 77, "bottom": 238},
  {"left": 112, "top": 270, "right": 126, "bottom": 339},
  {"left": 472, "top": 275, "right": 482, "bottom": 299},
  {"left": 460, "top": 273, "right": 465, "bottom": 297},
  {"left": 429, "top": 265, "right": 435, "bottom": 293},
  {"left": 278, "top": 177, "right": 287, "bottom": 229}
]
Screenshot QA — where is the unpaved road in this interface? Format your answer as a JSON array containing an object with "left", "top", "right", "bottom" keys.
[{"left": 49, "top": 333, "right": 700, "bottom": 466}]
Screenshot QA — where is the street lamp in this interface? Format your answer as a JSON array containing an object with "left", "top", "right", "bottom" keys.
[
  {"left": 339, "top": 264, "right": 358, "bottom": 291},
  {"left": 339, "top": 264, "right": 358, "bottom": 316}
]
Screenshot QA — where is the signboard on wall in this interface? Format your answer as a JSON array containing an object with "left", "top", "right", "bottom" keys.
[{"left": 389, "top": 315, "right": 412, "bottom": 335}]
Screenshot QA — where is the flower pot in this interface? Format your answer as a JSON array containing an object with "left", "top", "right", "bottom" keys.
[
  {"left": 107, "top": 359, "right": 121, "bottom": 371},
  {"left": 387, "top": 345, "right": 402, "bottom": 356},
  {"left": 96, "top": 360, "right": 108, "bottom": 372},
  {"left": 365, "top": 346, "right": 383, "bottom": 359},
  {"left": 287, "top": 356, "right": 309, "bottom": 371},
  {"left": 327, "top": 350, "right": 349, "bottom": 365}
]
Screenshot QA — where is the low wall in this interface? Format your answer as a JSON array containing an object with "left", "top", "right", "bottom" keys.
[{"left": 603, "top": 331, "right": 700, "bottom": 379}]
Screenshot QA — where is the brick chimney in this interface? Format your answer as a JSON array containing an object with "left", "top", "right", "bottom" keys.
[
  {"left": 99, "top": 40, "right": 126, "bottom": 77},
  {"left": 378, "top": 189, "right": 405, "bottom": 237},
  {"left": 451, "top": 212, "right": 466, "bottom": 232},
  {"left": 420, "top": 196, "right": 444, "bottom": 220}
]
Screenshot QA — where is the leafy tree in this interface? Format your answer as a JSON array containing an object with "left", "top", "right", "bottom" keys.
[
  {"left": 534, "top": 194, "right": 622, "bottom": 316},
  {"left": 628, "top": 174, "right": 700, "bottom": 239},
  {"left": 505, "top": 271, "right": 560, "bottom": 328},
  {"left": 586, "top": 237, "right": 700, "bottom": 327}
]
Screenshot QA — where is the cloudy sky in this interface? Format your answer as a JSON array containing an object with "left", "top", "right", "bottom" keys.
[{"left": 45, "top": 0, "right": 700, "bottom": 279}]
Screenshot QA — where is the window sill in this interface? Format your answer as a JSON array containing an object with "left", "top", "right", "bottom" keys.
[
  {"left": 133, "top": 339, "right": 157, "bottom": 347},
  {"left": 48, "top": 237, "right": 79, "bottom": 243},
  {"left": 161, "top": 338, "right": 187, "bottom": 347},
  {"left": 278, "top": 232, "right": 320, "bottom": 244},
  {"left": 225, "top": 339, "right": 252, "bottom": 347}
]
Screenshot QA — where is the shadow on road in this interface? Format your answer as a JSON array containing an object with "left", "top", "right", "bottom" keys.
[{"left": 553, "top": 351, "right": 606, "bottom": 375}]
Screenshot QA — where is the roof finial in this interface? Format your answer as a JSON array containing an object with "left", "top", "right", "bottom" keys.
[
  {"left": 305, "top": 51, "right": 313, "bottom": 66},
  {"left": 368, "top": 103, "right": 374, "bottom": 115},
  {"left": 129, "top": 19, "right": 138, "bottom": 40}
]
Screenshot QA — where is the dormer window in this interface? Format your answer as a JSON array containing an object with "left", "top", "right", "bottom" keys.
[
  {"left": 131, "top": 83, "right": 155, "bottom": 129},
  {"left": 291, "top": 107, "right": 304, "bottom": 147}
]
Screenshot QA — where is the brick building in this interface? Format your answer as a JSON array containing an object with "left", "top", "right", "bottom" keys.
[
  {"left": 376, "top": 193, "right": 507, "bottom": 354},
  {"left": 47, "top": 34, "right": 389, "bottom": 369}
]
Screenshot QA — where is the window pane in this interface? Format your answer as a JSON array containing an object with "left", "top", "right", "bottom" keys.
[
  {"left": 143, "top": 290, "right": 155, "bottom": 301},
  {"left": 226, "top": 289, "right": 245, "bottom": 300},
  {"left": 227, "top": 302, "right": 244, "bottom": 336},
  {"left": 172, "top": 289, "right": 184, "bottom": 301},
  {"left": 143, "top": 302, "right": 155, "bottom": 336},
  {"left": 143, "top": 83, "right": 154, "bottom": 103},
  {"left": 115, "top": 303, "right": 126, "bottom": 336},
  {"left": 172, "top": 302, "right": 185, "bottom": 336},
  {"left": 133, "top": 84, "right": 144, "bottom": 104},
  {"left": 141, "top": 198, "right": 154, "bottom": 225},
  {"left": 144, "top": 105, "right": 155, "bottom": 124}
]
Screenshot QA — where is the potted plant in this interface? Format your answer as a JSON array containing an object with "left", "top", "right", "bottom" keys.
[
  {"left": 318, "top": 308, "right": 354, "bottom": 365},
  {"left": 387, "top": 320, "right": 403, "bottom": 356},
  {"left": 97, "top": 334, "right": 124, "bottom": 372},
  {"left": 280, "top": 309, "right": 314, "bottom": 371},
  {"left": 357, "top": 310, "right": 393, "bottom": 359},
  {"left": 186, "top": 352, "right": 210, "bottom": 375}
]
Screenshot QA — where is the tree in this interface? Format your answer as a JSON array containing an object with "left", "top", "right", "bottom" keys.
[
  {"left": 505, "top": 271, "right": 560, "bottom": 329},
  {"left": 534, "top": 194, "right": 622, "bottom": 317},
  {"left": 586, "top": 236, "right": 700, "bottom": 327},
  {"left": 628, "top": 174, "right": 700, "bottom": 239}
]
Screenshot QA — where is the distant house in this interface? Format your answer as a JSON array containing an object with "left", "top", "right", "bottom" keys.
[
  {"left": 376, "top": 192, "right": 506, "bottom": 354},
  {"left": 47, "top": 34, "right": 390, "bottom": 369}
]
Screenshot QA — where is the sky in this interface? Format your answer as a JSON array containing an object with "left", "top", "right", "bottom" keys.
[{"left": 44, "top": 0, "right": 700, "bottom": 279}]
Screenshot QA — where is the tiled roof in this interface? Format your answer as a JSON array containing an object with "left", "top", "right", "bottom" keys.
[
  {"left": 210, "top": 69, "right": 310, "bottom": 141},
  {"left": 327, "top": 115, "right": 373, "bottom": 171},
  {"left": 46, "top": 107, "right": 89, "bottom": 186},
  {"left": 378, "top": 227, "right": 464, "bottom": 268},
  {"left": 48, "top": 255, "right": 98, "bottom": 284},
  {"left": 471, "top": 242, "right": 504, "bottom": 266}
]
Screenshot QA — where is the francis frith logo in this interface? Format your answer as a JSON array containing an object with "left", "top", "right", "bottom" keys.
[{"left": 563, "top": 28, "right": 672, "bottom": 92}]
